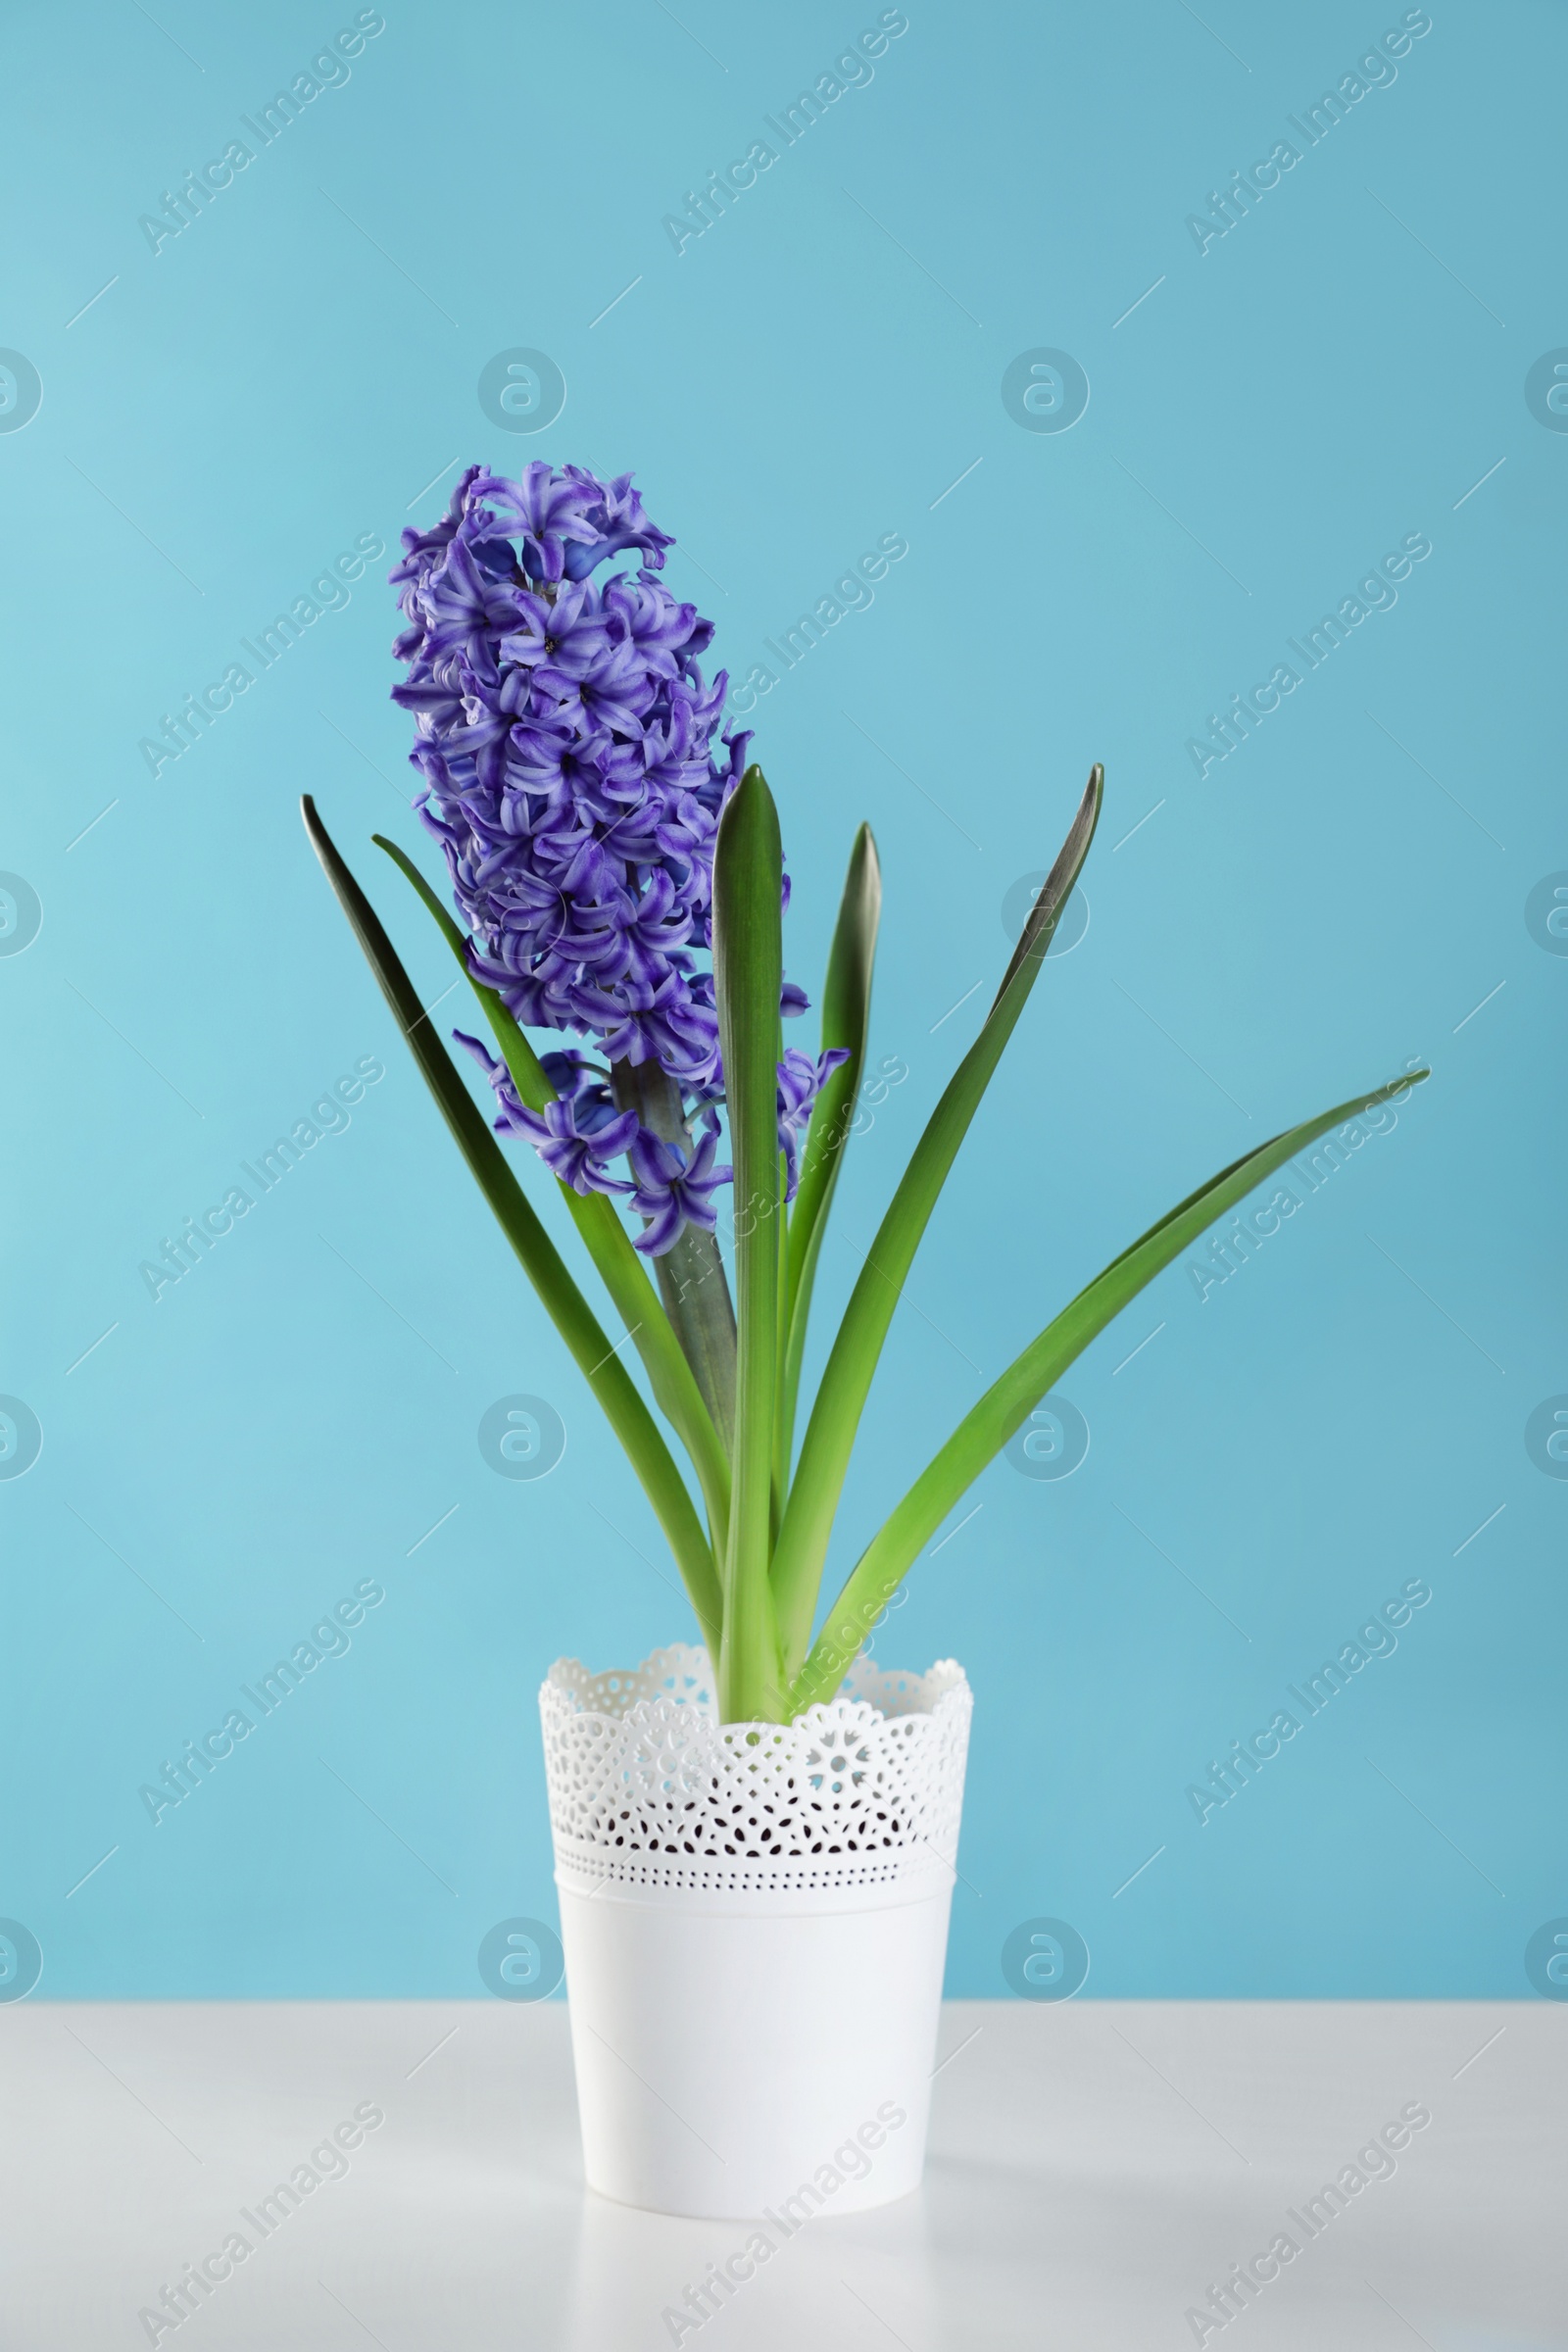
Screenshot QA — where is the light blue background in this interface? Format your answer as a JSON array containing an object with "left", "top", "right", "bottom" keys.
[{"left": 1, "top": 0, "right": 1560, "bottom": 2003}]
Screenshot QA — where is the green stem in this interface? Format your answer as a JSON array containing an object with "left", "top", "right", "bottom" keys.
[{"left": 612, "top": 1056, "right": 737, "bottom": 1454}]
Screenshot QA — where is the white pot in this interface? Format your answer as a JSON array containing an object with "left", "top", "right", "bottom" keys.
[{"left": 540, "top": 1643, "right": 972, "bottom": 2221}]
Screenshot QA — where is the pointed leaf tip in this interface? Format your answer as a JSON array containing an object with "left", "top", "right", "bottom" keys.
[{"left": 993, "top": 764, "right": 1103, "bottom": 1008}]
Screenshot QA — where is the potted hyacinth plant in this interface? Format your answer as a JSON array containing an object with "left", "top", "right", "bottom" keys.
[{"left": 302, "top": 461, "right": 1422, "bottom": 2222}]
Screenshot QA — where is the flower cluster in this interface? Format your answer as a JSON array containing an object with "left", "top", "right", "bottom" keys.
[{"left": 391, "top": 463, "right": 843, "bottom": 1252}]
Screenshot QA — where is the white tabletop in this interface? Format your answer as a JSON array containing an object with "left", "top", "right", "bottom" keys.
[{"left": 2, "top": 1999, "right": 1559, "bottom": 2349}]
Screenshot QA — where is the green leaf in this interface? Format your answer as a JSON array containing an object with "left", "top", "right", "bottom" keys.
[
  {"left": 771, "top": 765, "right": 1103, "bottom": 1676},
  {"left": 776, "top": 823, "right": 881, "bottom": 1492},
  {"left": 370, "top": 832, "right": 733, "bottom": 1557},
  {"left": 788, "top": 1066, "right": 1430, "bottom": 1712},
  {"left": 711, "top": 765, "right": 786, "bottom": 1721},
  {"left": 300, "top": 796, "right": 722, "bottom": 1649}
]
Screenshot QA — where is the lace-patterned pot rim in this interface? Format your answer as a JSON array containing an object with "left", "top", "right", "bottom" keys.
[{"left": 541, "top": 1642, "right": 972, "bottom": 1901}]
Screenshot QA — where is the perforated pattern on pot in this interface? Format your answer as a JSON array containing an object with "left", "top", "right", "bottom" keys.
[{"left": 541, "top": 1644, "right": 971, "bottom": 1895}]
